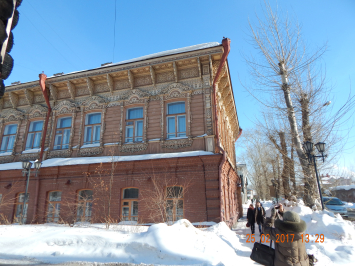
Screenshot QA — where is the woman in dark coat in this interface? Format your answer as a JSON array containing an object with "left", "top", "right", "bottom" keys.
[
  {"left": 247, "top": 204, "right": 255, "bottom": 234},
  {"left": 263, "top": 210, "right": 309, "bottom": 266}
]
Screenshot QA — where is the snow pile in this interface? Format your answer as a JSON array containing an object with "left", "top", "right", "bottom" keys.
[
  {"left": 0, "top": 220, "right": 244, "bottom": 265},
  {"left": 331, "top": 185, "right": 355, "bottom": 191}
]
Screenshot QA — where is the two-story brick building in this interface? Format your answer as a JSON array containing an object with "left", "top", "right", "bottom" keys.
[{"left": 0, "top": 38, "right": 242, "bottom": 226}]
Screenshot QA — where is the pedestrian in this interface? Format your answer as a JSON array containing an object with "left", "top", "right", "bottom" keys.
[
  {"left": 247, "top": 204, "right": 255, "bottom": 234},
  {"left": 263, "top": 210, "right": 309, "bottom": 266},
  {"left": 254, "top": 201, "right": 265, "bottom": 235},
  {"left": 251, "top": 198, "right": 254, "bottom": 204}
]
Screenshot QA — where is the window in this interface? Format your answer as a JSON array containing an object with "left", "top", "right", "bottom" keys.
[
  {"left": 14, "top": 193, "right": 29, "bottom": 223},
  {"left": 167, "top": 102, "right": 186, "bottom": 139},
  {"left": 47, "top": 191, "right": 62, "bottom": 222},
  {"left": 77, "top": 190, "right": 93, "bottom": 222},
  {"left": 25, "top": 121, "right": 43, "bottom": 150},
  {"left": 0, "top": 124, "right": 18, "bottom": 153},
  {"left": 125, "top": 108, "right": 143, "bottom": 143},
  {"left": 54, "top": 117, "right": 72, "bottom": 150},
  {"left": 166, "top": 186, "right": 183, "bottom": 222},
  {"left": 121, "top": 188, "right": 139, "bottom": 221},
  {"left": 84, "top": 113, "right": 101, "bottom": 145}
]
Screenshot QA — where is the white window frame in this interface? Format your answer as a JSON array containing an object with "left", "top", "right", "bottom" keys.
[
  {"left": 125, "top": 107, "right": 143, "bottom": 143},
  {"left": 25, "top": 121, "right": 44, "bottom": 150},
  {"left": 0, "top": 124, "right": 18, "bottom": 153},
  {"left": 54, "top": 117, "right": 72, "bottom": 150},
  {"left": 84, "top": 113, "right": 101, "bottom": 145},
  {"left": 166, "top": 102, "right": 186, "bottom": 139}
]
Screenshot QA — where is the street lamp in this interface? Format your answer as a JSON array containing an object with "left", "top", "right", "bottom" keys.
[
  {"left": 302, "top": 141, "right": 327, "bottom": 210},
  {"left": 21, "top": 159, "right": 41, "bottom": 224}
]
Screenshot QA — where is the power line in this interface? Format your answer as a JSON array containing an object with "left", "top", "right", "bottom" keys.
[
  {"left": 22, "top": 12, "right": 78, "bottom": 70},
  {"left": 113, "top": 0, "right": 117, "bottom": 62},
  {"left": 27, "top": 2, "right": 78, "bottom": 57}
]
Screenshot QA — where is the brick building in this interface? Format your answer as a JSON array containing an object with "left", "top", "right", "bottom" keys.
[{"left": 0, "top": 39, "right": 242, "bottom": 226}]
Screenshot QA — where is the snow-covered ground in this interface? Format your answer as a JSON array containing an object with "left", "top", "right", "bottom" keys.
[{"left": 0, "top": 201, "right": 354, "bottom": 265}]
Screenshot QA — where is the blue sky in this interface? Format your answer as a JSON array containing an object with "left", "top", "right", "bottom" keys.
[{"left": 6, "top": 0, "right": 355, "bottom": 169}]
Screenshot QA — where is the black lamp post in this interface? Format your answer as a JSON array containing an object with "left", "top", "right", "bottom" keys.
[
  {"left": 302, "top": 141, "right": 327, "bottom": 210},
  {"left": 21, "top": 160, "right": 41, "bottom": 224}
]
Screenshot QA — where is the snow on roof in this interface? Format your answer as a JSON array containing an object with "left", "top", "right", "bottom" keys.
[
  {"left": 45, "top": 42, "right": 221, "bottom": 79},
  {"left": 0, "top": 151, "right": 215, "bottom": 171},
  {"left": 108, "top": 42, "right": 221, "bottom": 67},
  {"left": 331, "top": 185, "right": 355, "bottom": 191}
]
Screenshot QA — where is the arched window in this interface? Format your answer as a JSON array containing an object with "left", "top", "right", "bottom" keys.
[
  {"left": 77, "top": 190, "right": 93, "bottom": 222},
  {"left": 121, "top": 188, "right": 139, "bottom": 221},
  {"left": 47, "top": 191, "right": 62, "bottom": 222},
  {"left": 166, "top": 186, "right": 184, "bottom": 221},
  {"left": 14, "top": 193, "right": 29, "bottom": 223}
]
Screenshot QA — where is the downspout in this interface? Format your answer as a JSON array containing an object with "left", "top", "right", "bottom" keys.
[
  {"left": 34, "top": 73, "right": 51, "bottom": 222},
  {"left": 198, "top": 156, "right": 208, "bottom": 221},
  {"left": 213, "top": 38, "right": 230, "bottom": 223},
  {"left": 39, "top": 73, "right": 51, "bottom": 162}
]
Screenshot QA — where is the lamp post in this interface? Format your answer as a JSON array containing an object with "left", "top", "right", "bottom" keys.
[
  {"left": 21, "top": 160, "right": 41, "bottom": 224},
  {"left": 302, "top": 141, "right": 327, "bottom": 210}
]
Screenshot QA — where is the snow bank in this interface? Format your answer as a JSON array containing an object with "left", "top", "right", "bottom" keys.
[
  {"left": 0, "top": 219, "right": 244, "bottom": 265},
  {"left": 331, "top": 185, "right": 355, "bottom": 191}
]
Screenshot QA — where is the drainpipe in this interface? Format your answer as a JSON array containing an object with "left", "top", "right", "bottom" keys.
[
  {"left": 39, "top": 73, "right": 51, "bottom": 161},
  {"left": 34, "top": 73, "right": 51, "bottom": 222},
  {"left": 212, "top": 38, "right": 230, "bottom": 223}
]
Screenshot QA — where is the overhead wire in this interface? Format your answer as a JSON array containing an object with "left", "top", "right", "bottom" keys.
[
  {"left": 26, "top": 1, "right": 78, "bottom": 58},
  {"left": 113, "top": 0, "right": 117, "bottom": 62},
  {"left": 22, "top": 12, "right": 78, "bottom": 70}
]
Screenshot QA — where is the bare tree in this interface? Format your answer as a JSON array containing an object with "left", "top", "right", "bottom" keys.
[{"left": 243, "top": 2, "right": 355, "bottom": 206}]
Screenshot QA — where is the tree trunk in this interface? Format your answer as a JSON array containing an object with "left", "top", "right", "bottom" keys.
[
  {"left": 279, "top": 62, "right": 314, "bottom": 206},
  {"left": 289, "top": 144, "right": 297, "bottom": 194},
  {"left": 279, "top": 131, "right": 290, "bottom": 198}
]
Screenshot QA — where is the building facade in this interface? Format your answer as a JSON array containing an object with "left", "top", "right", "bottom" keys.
[{"left": 0, "top": 39, "right": 242, "bottom": 226}]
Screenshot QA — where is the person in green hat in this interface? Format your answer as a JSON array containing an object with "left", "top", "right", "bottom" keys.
[{"left": 263, "top": 208, "right": 309, "bottom": 266}]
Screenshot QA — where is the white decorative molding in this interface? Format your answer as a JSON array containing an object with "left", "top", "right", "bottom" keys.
[
  {"left": 27, "top": 104, "right": 48, "bottom": 119},
  {"left": 107, "top": 74, "right": 114, "bottom": 94},
  {"left": 9, "top": 92, "right": 19, "bottom": 109},
  {"left": 87, "top": 77, "right": 95, "bottom": 96},
  {"left": 161, "top": 138, "right": 193, "bottom": 149},
  {"left": 150, "top": 66, "right": 156, "bottom": 87},
  {"left": 49, "top": 84, "right": 58, "bottom": 102},
  {"left": 78, "top": 146, "right": 104, "bottom": 157},
  {"left": 67, "top": 81, "right": 76, "bottom": 100},
  {"left": 119, "top": 142, "right": 148, "bottom": 153},
  {"left": 24, "top": 89, "right": 34, "bottom": 106},
  {"left": 128, "top": 70, "right": 134, "bottom": 89},
  {"left": 173, "top": 62, "right": 178, "bottom": 82},
  {"left": 48, "top": 149, "right": 72, "bottom": 159},
  {"left": 0, "top": 109, "right": 25, "bottom": 122}
]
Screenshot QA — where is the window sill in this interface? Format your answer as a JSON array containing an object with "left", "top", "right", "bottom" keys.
[
  {"left": 22, "top": 148, "right": 41, "bottom": 154},
  {"left": 123, "top": 141, "right": 145, "bottom": 145},
  {"left": 0, "top": 152, "right": 13, "bottom": 157},
  {"left": 81, "top": 143, "right": 100, "bottom": 149},
  {"left": 166, "top": 136, "right": 188, "bottom": 140}
]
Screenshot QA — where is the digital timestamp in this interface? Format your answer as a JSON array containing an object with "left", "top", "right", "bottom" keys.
[{"left": 246, "top": 234, "right": 325, "bottom": 243}]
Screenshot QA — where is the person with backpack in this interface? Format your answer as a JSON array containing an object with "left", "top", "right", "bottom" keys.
[{"left": 247, "top": 204, "right": 255, "bottom": 234}]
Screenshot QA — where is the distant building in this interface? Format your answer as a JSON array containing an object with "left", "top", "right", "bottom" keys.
[{"left": 0, "top": 39, "right": 242, "bottom": 226}]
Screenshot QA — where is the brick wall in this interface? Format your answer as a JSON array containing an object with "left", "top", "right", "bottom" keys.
[{"left": 0, "top": 154, "right": 239, "bottom": 224}]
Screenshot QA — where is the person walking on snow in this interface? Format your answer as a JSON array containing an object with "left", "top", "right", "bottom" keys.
[
  {"left": 255, "top": 201, "right": 265, "bottom": 235},
  {"left": 247, "top": 204, "right": 256, "bottom": 234}
]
